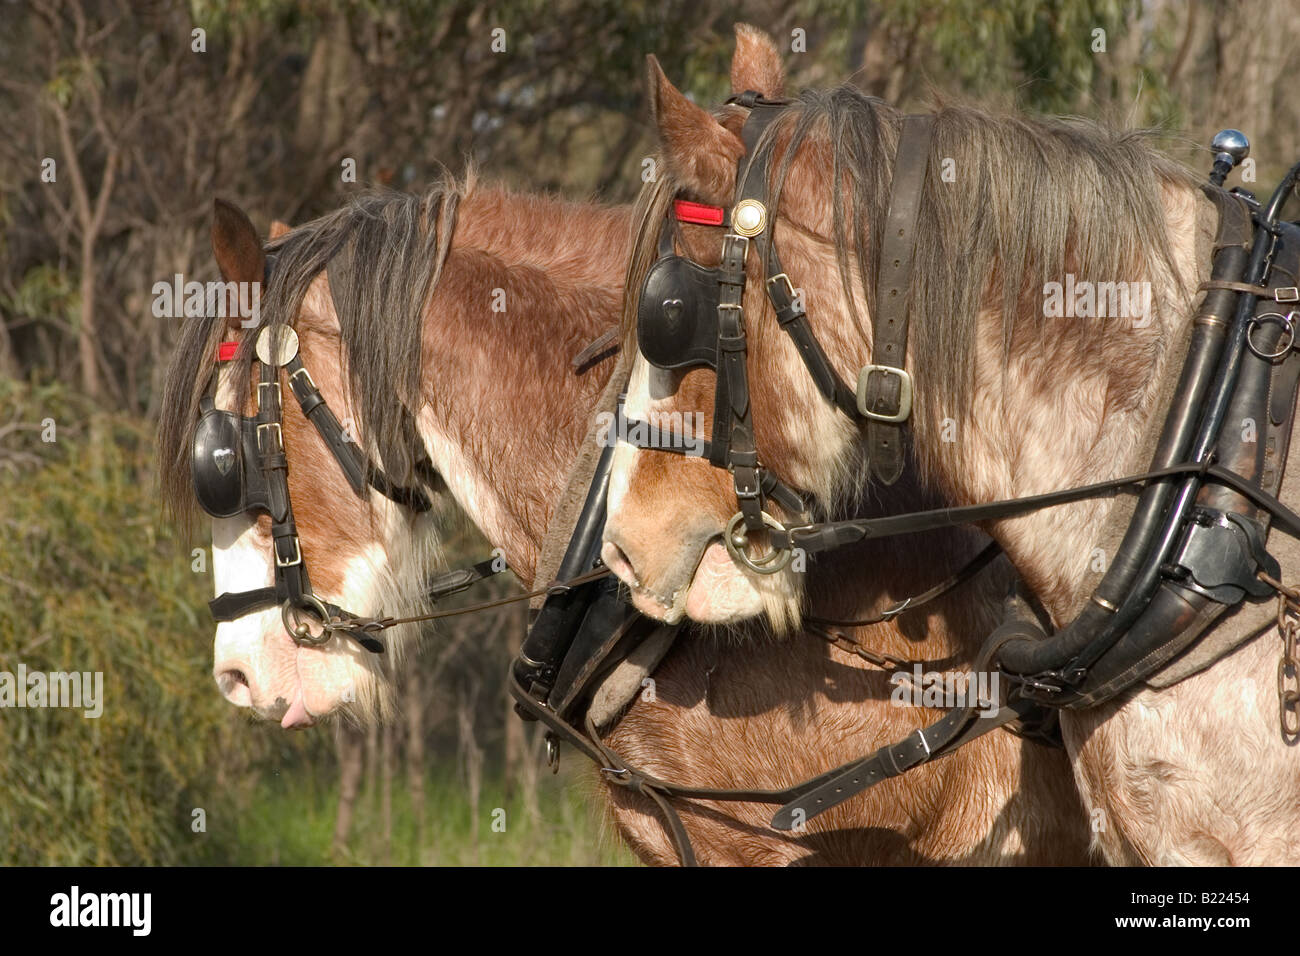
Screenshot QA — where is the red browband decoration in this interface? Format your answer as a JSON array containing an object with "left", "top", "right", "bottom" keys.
[
  {"left": 217, "top": 341, "right": 239, "bottom": 362},
  {"left": 673, "top": 199, "right": 725, "bottom": 226}
]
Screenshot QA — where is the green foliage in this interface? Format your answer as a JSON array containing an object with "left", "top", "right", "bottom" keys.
[
  {"left": 0, "top": 378, "right": 306, "bottom": 864},
  {"left": 4, "top": 265, "right": 77, "bottom": 328},
  {"left": 0, "top": 378, "right": 626, "bottom": 865}
]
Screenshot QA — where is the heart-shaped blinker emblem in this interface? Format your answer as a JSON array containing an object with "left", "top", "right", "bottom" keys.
[
  {"left": 662, "top": 298, "right": 684, "bottom": 321},
  {"left": 212, "top": 446, "right": 236, "bottom": 476}
]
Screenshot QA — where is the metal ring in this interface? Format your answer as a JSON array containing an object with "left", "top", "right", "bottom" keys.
[
  {"left": 281, "top": 595, "right": 333, "bottom": 647},
  {"left": 723, "top": 511, "right": 794, "bottom": 575},
  {"left": 1247, "top": 311, "right": 1296, "bottom": 360}
]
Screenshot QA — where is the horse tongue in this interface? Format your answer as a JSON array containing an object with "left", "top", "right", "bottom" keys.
[{"left": 281, "top": 692, "right": 314, "bottom": 730}]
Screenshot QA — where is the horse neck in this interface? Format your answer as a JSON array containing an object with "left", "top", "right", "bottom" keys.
[
  {"left": 915, "top": 180, "right": 1209, "bottom": 624},
  {"left": 418, "top": 187, "right": 631, "bottom": 586}
]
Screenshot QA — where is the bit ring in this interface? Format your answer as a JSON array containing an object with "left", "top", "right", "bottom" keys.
[
  {"left": 724, "top": 511, "right": 794, "bottom": 575},
  {"left": 282, "top": 595, "right": 333, "bottom": 647}
]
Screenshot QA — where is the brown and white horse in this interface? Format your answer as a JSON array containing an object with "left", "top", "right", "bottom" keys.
[
  {"left": 159, "top": 111, "right": 1083, "bottom": 863},
  {"left": 602, "top": 26, "right": 1300, "bottom": 864}
]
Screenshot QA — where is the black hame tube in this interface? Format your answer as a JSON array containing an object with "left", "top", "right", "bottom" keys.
[
  {"left": 1070, "top": 314, "right": 1287, "bottom": 705},
  {"left": 513, "top": 436, "right": 617, "bottom": 704},
  {"left": 999, "top": 163, "right": 1300, "bottom": 684},
  {"left": 997, "top": 232, "right": 1250, "bottom": 678}
]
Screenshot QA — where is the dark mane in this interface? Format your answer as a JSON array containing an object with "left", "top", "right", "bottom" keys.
[
  {"left": 623, "top": 86, "right": 1199, "bottom": 479},
  {"left": 158, "top": 176, "right": 463, "bottom": 526}
]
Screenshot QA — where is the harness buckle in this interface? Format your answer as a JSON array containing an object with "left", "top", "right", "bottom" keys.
[
  {"left": 256, "top": 380, "right": 281, "bottom": 411},
  {"left": 767, "top": 273, "right": 796, "bottom": 303},
  {"left": 275, "top": 535, "right": 302, "bottom": 567},
  {"left": 290, "top": 365, "right": 318, "bottom": 391},
  {"left": 732, "top": 470, "right": 762, "bottom": 498},
  {"left": 256, "top": 421, "right": 283, "bottom": 455},
  {"left": 856, "top": 365, "right": 914, "bottom": 423}
]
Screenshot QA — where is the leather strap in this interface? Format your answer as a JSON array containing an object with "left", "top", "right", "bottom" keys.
[
  {"left": 425, "top": 557, "right": 508, "bottom": 600},
  {"left": 1198, "top": 279, "right": 1299, "bottom": 300},
  {"left": 804, "top": 540, "right": 1002, "bottom": 628},
  {"left": 763, "top": 246, "right": 860, "bottom": 417},
  {"left": 770, "top": 698, "right": 1034, "bottom": 829},
  {"left": 776, "top": 459, "right": 1300, "bottom": 555},
  {"left": 864, "top": 115, "right": 934, "bottom": 485},
  {"left": 618, "top": 417, "right": 808, "bottom": 516},
  {"left": 284, "top": 354, "right": 433, "bottom": 511},
  {"left": 571, "top": 329, "right": 620, "bottom": 371}
]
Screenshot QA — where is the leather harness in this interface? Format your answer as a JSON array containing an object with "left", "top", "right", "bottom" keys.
[
  {"left": 587, "top": 93, "right": 1300, "bottom": 851},
  {"left": 190, "top": 97, "right": 1300, "bottom": 865}
]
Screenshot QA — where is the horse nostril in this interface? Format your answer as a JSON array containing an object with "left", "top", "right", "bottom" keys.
[
  {"left": 601, "top": 541, "right": 639, "bottom": 587},
  {"left": 215, "top": 667, "right": 252, "bottom": 707}
]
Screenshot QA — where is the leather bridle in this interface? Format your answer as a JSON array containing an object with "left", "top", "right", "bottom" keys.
[
  {"left": 613, "top": 91, "right": 1300, "bottom": 841},
  {"left": 629, "top": 94, "right": 940, "bottom": 573},
  {"left": 194, "top": 317, "right": 448, "bottom": 653}
]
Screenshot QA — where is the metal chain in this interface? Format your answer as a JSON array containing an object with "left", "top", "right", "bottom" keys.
[
  {"left": 805, "top": 622, "right": 924, "bottom": 675},
  {"left": 1257, "top": 571, "right": 1300, "bottom": 738}
]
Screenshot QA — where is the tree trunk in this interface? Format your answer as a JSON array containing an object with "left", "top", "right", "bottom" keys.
[
  {"left": 405, "top": 664, "right": 426, "bottom": 859},
  {"left": 380, "top": 720, "right": 394, "bottom": 865},
  {"left": 332, "top": 722, "right": 365, "bottom": 858},
  {"left": 77, "top": 223, "right": 99, "bottom": 398}
]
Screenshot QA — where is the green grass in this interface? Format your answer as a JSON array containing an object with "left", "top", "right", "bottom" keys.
[{"left": 220, "top": 764, "right": 638, "bottom": 866}]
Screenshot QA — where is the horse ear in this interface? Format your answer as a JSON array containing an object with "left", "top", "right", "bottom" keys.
[
  {"left": 269, "top": 220, "right": 292, "bottom": 239},
  {"left": 212, "top": 199, "right": 264, "bottom": 284},
  {"left": 730, "top": 23, "right": 785, "bottom": 99},
  {"left": 212, "top": 199, "right": 265, "bottom": 331},
  {"left": 647, "top": 55, "right": 744, "bottom": 206}
]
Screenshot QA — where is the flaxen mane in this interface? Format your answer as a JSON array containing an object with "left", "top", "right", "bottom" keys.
[{"left": 158, "top": 176, "right": 465, "bottom": 525}]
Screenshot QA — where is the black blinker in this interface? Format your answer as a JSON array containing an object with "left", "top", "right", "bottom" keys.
[{"left": 637, "top": 253, "right": 723, "bottom": 371}]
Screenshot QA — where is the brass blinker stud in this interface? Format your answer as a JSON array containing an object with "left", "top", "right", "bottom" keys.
[{"left": 731, "top": 199, "right": 768, "bottom": 238}]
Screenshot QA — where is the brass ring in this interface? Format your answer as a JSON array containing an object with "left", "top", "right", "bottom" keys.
[
  {"left": 724, "top": 511, "right": 794, "bottom": 575},
  {"left": 282, "top": 595, "right": 333, "bottom": 647}
]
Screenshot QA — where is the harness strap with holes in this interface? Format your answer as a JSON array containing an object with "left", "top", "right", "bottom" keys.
[{"left": 860, "top": 114, "right": 933, "bottom": 484}]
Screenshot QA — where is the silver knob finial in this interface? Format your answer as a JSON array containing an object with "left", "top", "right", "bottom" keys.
[{"left": 1211, "top": 129, "right": 1250, "bottom": 166}]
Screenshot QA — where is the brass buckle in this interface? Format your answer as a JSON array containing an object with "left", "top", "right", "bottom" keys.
[
  {"left": 767, "top": 273, "right": 797, "bottom": 304},
  {"left": 256, "top": 421, "right": 283, "bottom": 454},
  {"left": 256, "top": 380, "right": 281, "bottom": 411},
  {"left": 290, "top": 365, "right": 317, "bottom": 391},
  {"left": 856, "top": 365, "right": 914, "bottom": 423},
  {"left": 275, "top": 535, "right": 302, "bottom": 567}
]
